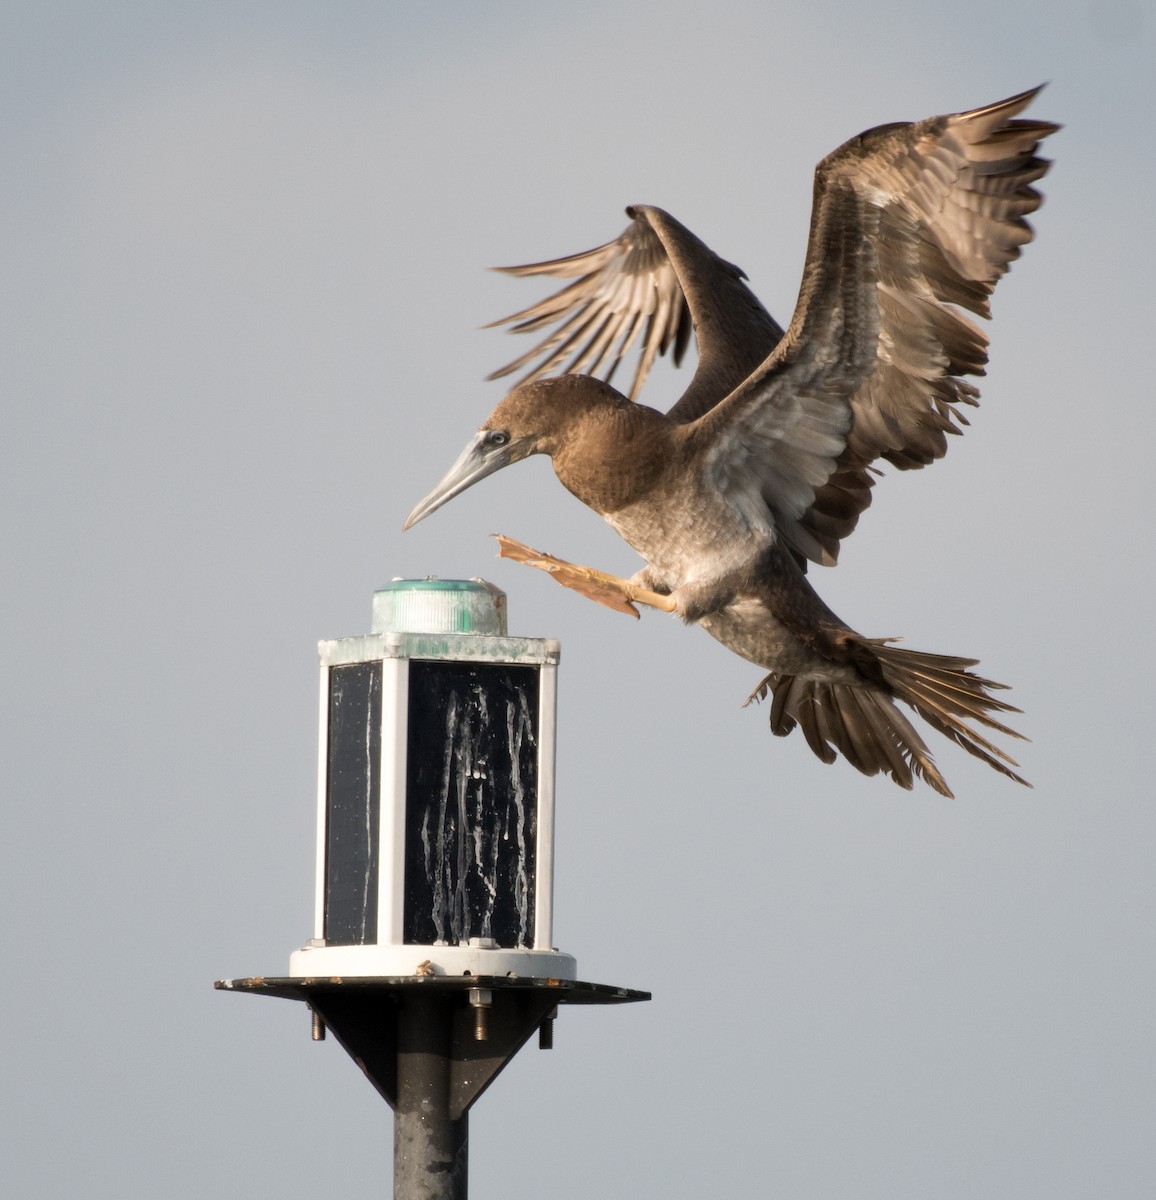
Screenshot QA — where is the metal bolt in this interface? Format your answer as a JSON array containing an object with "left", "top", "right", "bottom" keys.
[
  {"left": 467, "top": 987, "right": 492, "bottom": 1041},
  {"left": 538, "top": 1007, "right": 557, "bottom": 1050},
  {"left": 310, "top": 1008, "right": 326, "bottom": 1041}
]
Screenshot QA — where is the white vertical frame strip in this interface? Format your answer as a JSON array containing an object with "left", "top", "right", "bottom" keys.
[
  {"left": 378, "top": 655, "right": 409, "bottom": 947},
  {"left": 313, "top": 657, "right": 331, "bottom": 941},
  {"left": 534, "top": 661, "right": 558, "bottom": 951}
]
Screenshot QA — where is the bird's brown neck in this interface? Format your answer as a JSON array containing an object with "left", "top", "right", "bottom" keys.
[{"left": 550, "top": 400, "right": 677, "bottom": 516}]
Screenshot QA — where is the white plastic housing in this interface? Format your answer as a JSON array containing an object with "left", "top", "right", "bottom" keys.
[{"left": 290, "top": 581, "right": 576, "bottom": 981}]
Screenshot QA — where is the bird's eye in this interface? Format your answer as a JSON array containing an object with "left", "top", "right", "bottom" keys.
[{"left": 487, "top": 431, "right": 510, "bottom": 447}]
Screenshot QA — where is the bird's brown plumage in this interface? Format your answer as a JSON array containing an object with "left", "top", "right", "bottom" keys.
[{"left": 406, "top": 88, "right": 1057, "bottom": 796}]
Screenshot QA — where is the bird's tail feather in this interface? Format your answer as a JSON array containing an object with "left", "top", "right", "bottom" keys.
[{"left": 746, "top": 640, "right": 1029, "bottom": 797}]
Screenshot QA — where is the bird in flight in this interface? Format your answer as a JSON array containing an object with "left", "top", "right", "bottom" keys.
[{"left": 405, "top": 87, "right": 1057, "bottom": 797}]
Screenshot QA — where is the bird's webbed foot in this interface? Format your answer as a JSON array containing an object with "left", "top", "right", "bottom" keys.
[{"left": 494, "top": 535, "right": 677, "bottom": 617}]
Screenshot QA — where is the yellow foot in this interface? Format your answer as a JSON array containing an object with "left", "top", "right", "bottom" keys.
[{"left": 493, "top": 534, "right": 677, "bottom": 618}]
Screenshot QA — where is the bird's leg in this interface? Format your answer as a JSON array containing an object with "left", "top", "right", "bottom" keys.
[
  {"left": 493, "top": 534, "right": 677, "bottom": 618},
  {"left": 628, "top": 565, "right": 672, "bottom": 596},
  {"left": 651, "top": 570, "right": 741, "bottom": 625}
]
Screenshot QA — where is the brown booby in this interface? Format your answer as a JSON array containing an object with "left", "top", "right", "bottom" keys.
[{"left": 405, "top": 87, "right": 1057, "bottom": 797}]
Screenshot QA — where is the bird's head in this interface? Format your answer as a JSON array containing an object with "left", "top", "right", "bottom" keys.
[{"left": 403, "top": 381, "right": 563, "bottom": 531}]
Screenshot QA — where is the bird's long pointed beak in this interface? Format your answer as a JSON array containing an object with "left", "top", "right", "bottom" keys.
[{"left": 403, "top": 431, "right": 516, "bottom": 530}]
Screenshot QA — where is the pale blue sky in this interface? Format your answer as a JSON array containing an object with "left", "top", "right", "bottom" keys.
[{"left": 3, "top": 3, "right": 1153, "bottom": 1196}]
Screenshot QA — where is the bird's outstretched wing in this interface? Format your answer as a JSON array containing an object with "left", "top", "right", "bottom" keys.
[
  {"left": 696, "top": 86, "right": 1058, "bottom": 566},
  {"left": 485, "top": 205, "right": 785, "bottom": 413}
]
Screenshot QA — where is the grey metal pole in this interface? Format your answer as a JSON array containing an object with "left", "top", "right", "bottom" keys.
[
  {"left": 393, "top": 996, "right": 468, "bottom": 1200},
  {"left": 215, "top": 977, "right": 648, "bottom": 1199}
]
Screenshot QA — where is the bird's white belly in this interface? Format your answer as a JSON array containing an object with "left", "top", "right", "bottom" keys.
[{"left": 604, "top": 492, "right": 774, "bottom": 592}]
